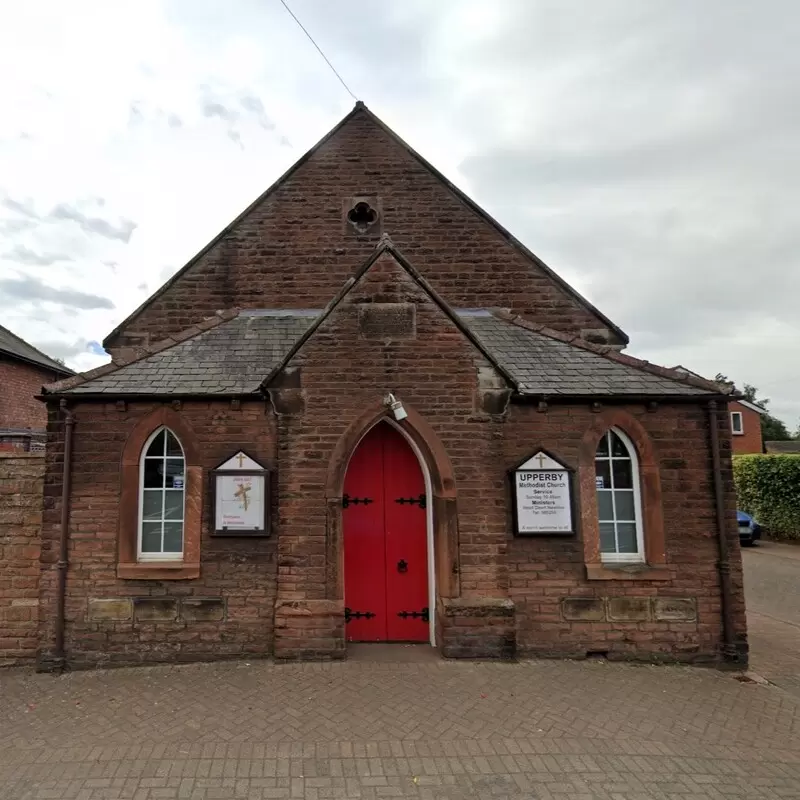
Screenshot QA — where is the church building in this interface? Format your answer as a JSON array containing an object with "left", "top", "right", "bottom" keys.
[{"left": 37, "top": 103, "right": 747, "bottom": 670}]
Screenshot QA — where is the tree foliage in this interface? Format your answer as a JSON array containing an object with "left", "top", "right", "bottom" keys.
[
  {"left": 734, "top": 455, "right": 800, "bottom": 540},
  {"left": 714, "top": 373, "right": 792, "bottom": 441}
]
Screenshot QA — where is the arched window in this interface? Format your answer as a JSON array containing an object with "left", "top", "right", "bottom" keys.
[
  {"left": 595, "top": 428, "right": 644, "bottom": 563},
  {"left": 139, "top": 427, "right": 185, "bottom": 560}
]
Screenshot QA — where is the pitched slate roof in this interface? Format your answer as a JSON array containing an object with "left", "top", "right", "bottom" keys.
[
  {"left": 0, "top": 323, "right": 73, "bottom": 375},
  {"left": 457, "top": 310, "right": 718, "bottom": 397},
  {"left": 49, "top": 311, "right": 318, "bottom": 396},
  {"left": 46, "top": 244, "right": 721, "bottom": 400}
]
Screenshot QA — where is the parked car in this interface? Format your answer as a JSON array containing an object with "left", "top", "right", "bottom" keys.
[{"left": 737, "top": 510, "right": 762, "bottom": 546}]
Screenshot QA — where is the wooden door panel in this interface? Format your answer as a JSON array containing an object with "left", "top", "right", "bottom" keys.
[
  {"left": 383, "top": 425, "right": 429, "bottom": 643},
  {"left": 343, "top": 426, "right": 386, "bottom": 641},
  {"left": 343, "top": 423, "right": 429, "bottom": 644}
]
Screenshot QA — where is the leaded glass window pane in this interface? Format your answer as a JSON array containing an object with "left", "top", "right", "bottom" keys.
[
  {"left": 138, "top": 428, "right": 185, "bottom": 559},
  {"left": 594, "top": 430, "right": 642, "bottom": 561}
]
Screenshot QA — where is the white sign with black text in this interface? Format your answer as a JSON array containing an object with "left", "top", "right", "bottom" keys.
[{"left": 513, "top": 451, "right": 574, "bottom": 535}]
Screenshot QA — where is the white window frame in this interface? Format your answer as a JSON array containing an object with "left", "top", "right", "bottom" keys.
[
  {"left": 730, "top": 411, "right": 744, "bottom": 435},
  {"left": 138, "top": 427, "right": 185, "bottom": 562},
  {"left": 596, "top": 428, "right": 645, "bottom": 565}
]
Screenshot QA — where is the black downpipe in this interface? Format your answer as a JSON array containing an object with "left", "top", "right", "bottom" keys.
[
  {"left": 707, "top": 401, "right": 738, "bottom": 663},
  {"left": 53, "top": 399, "right": 75, "bottom": 671}
]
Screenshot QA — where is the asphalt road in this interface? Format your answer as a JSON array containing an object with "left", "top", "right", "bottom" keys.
[{"left": 742, "top": 539, "right": 800, "bottom": 697}]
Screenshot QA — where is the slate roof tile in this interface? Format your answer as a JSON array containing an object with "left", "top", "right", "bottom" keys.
[
  {"left": 60, "top": 311, "right": 319, "bottom": 396},
  {"left": 53, "top": 304, "right": 715, "bottom": 399},
  {"left": 456, "top": 311, "right": 715, "bottom": 397},
  {"left": 0, "top": 323, "right": 73, "bottom": 375}
]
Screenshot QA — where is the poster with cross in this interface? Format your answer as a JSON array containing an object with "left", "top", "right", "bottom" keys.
[
  {"left": 511, "top": 450, "right": 575, "bottom": 536},
  {"left": 211, "top": 451, "right": 270, "bottom": 536}
]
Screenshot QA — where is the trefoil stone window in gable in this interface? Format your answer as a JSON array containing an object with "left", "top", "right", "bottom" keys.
[{"left": 347, "top": 200, "right": 378, "bottom": 234}]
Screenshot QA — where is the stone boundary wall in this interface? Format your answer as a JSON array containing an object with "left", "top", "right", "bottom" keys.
[{"left": 0, "top": 451, "right": 44, "bottom": 666}]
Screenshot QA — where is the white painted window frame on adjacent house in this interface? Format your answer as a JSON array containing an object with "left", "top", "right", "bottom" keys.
[
  {"left": 138, "top": 427, "right": 186, "bottom": 561},
  {"left": 730, "top": 411, "right": 744, "bottom": 436},
  {"left": 595, "top": 427, "right": 645, "bottom": 564}
]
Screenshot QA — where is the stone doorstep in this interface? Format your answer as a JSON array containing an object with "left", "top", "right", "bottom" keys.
[{"left": 439, "top": 597, "right": 515, "bottom": 617}]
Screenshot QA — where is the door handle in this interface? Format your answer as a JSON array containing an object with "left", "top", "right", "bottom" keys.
[{"left": 397, "top": 559, "right": 408, "bottom": 573}]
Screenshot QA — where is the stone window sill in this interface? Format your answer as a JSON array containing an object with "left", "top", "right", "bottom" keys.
[
  {"left": 117, "top": 562, "right": 200, "bottom": 580},
  {"left": 586, "top": 563, "right": 671, "bottom": 581}
]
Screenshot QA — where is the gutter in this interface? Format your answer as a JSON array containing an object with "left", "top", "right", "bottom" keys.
[
  {"left": 36, "top": 392, "right": 262, "bottom": 402},
  {"left": 53, "top": 399, "right": 75, "bottom": 671},
  {"left": 511, "top": 393, "right": 732, "bottom": 405},
  {"left": 707, "top": 400, "right": 739, "bottom": 664}
]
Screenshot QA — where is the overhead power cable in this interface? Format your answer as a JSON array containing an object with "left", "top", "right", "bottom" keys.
[{"left": 277, "top": 0, "right": 359, "bottom": 101}]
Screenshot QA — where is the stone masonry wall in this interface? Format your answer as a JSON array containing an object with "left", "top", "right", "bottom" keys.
[
  {"left": 269, "top": 250, "right": 511, "bottom": 659},
  {"left": 506, "top": 403, "right": 747, "bottom": 664},
  {"left": 0, "top": 452, "right": 44, "bottom": 666},
  {"left": 106, "top": 107, "right": 622, "bottom": 355},
  {"left": 38, "top": 399, "right": 278, "bottom": 669}
]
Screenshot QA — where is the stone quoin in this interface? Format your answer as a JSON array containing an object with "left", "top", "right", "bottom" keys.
[{"left": 26, "top": 102, "right": 746, "bottom": 670}]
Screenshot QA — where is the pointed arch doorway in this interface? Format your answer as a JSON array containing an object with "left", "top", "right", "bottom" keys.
[{"left": 343, "top": 421, "right": 432, "bottom": 644}]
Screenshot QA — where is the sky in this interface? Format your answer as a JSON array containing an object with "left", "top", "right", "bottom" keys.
[{"left": 1, "top": 0, "right": 797, "bottom": 427}]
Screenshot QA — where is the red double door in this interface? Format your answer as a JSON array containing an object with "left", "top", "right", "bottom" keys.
[{"left": 343, "top": 422, "right": 429, "bottom": 642}]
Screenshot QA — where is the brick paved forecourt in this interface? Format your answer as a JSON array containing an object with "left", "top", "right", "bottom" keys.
[{"left": 1, "top": 656, "right": 799, "bottom": 799}]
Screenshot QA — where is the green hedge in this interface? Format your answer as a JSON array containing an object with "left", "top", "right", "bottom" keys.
[{"left": 733, "top": 454, "right": 800, "bottom": 540}]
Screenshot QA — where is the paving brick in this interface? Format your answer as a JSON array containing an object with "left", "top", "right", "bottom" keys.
[{"left": 1, "top": 652, "right": 799, "bottom": 798}]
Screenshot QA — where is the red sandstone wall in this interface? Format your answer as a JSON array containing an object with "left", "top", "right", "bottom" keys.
[
  {"left": 0, "top": 452, "right": 44, "bottom": 666},
  {"left": 38, "top": 400, "right": 277, "bottom": 668},
  {"left": 506, "top": 403, "right": 746, "bottom": 663},
  {"left": 36, "top": 253, "right": 745, "bottom": 667},
  {"left": 272, "top": 252, "right": 507, "bottom": 607},
  {"left": 107, "top": 109, "right": 621, "bottom": 354},
  {"left": 0, "top": 357, "right": 60, "bottom": 432}
]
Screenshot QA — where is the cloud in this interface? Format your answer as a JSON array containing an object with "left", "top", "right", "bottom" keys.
[
  {"left": 48, "top": 203, "right": 138, "bottom": 242},
  {"left": 2, "top": 197, "right": 38, "bottom": 218},
  {"left": 240, "top": 94, "right": 275, "bottom": 130},
  {"left": 202, "top": 100, "right": 237, "bottom": 122},
  {"left": 0, "top": 218, "right": 37, "bottom": 234},
  {"left": 198, "top": 87, "right": 277, "bottom": 143},
  {"left": 27, "top": 337, "right": 108, "bottom": 364},
  {"left": 2, "top": 196, "right": 138, "bottom": 242},
  {"left": 3, "top": 244, "right": 73, "bottom": 266},
  {"left": 0, "top": 274, "right": 115, "bottom": 310},
  {"left": 33, "top": 337, "right": 91, "bottom": 362}
]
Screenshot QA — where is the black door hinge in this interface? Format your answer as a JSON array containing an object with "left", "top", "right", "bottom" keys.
[
  {"left": 394, "top": 494, "right": 426, "bottom": 509},
  {"left": 344, "top": 607, "right": 376, "bottom": 623},
  {"left": 397, "top": 607, "right": 429, "bottom": 622},
  {"left": 342, "top": 493, "right": 373, "bottom": 508}
]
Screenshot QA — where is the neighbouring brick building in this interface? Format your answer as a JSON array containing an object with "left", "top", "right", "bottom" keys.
[
  {"left": 728, "top": 399, "right": 766, "bottom": 455},
  {"left": 673, "top": 367, "right": 766, "bottom": 455},
  {"left": 32, "top": 103, "right": 747, "bottom": 670},
  {"left": 0, "top": 324, "right": 72, "bottom": 451}
]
